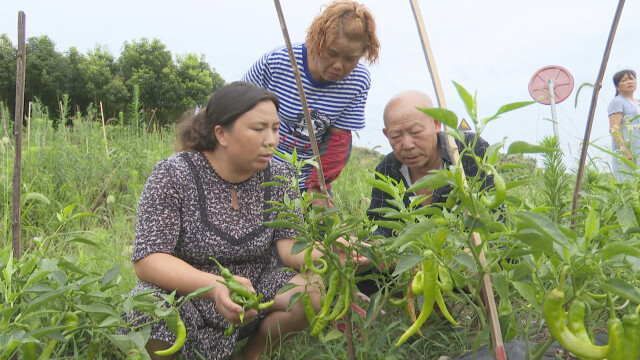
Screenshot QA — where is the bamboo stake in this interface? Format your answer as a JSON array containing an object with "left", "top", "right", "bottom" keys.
[
  {"left": 12, "top": 11, "right": 26, "bottom": 260},
  {"left": 571, "top": 0, "right": 625, "bottom": 224},
  {"left": 99, "top": 101, "right": 109, "bottom": 156},
  {"left": 409, "top": 1, "right": 506, "bottom": 359},
  {"left": 273, "top": 0, "right": 329, "bottom": 198}
]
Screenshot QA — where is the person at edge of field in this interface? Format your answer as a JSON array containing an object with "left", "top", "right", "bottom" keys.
[
  {"left": 356, "top": 90, "right": 494, "bottom": 297},
  {"left": 125, "top": 82, "right": 342, "bottom": 360},
  {"left": 608, "top": 69, "right": 640, "bottom": 182},
  {"left": 242, "top": 0, "right": 380, "bottom": 206}
]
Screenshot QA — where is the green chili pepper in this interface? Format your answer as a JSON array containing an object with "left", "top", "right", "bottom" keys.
[
  {"left": 437, "top": 265, "right": 454, "bottom": 292},
  {"left": 543, "top": 289, "right": 618, "bottom": 359},
  {"left": 608, "top": 317, "right": 625, "bottom": 360},
  {"left": 310, "top": 268, "right": 340, "bottom": 337},
  {"left": 435, "top": 287, "right": 459, "bottom": 326},
  {"left": 622, "top": 313, "right": 640, "bottom": 360},
  {"left": 301, "top": 291, "right": 316, "bottom": 324},
  {"left": 304, "top": 247, "right": 328, "bottom": 274},
  {"left": 481, "top": 165, "right": 506, "bottom": 209},
  {"left": 396, "top": 250, "right": 436, "bottom": 346},
  {"left": 411, "top": 271, "right": 423, "bottom": 295},
  {"left": 154, "top": 318, "right": 187, "bottom": 356},
  {"left": 567, "top": 300, "right": 592, "bottom": 345},
  {"left": 224, "top": 323, "right": 235, "bottom": 337}
]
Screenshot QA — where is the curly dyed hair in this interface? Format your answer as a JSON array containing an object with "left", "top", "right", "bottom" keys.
[{"left": 306, "top": 0, "right": 380, "bottom": 64}]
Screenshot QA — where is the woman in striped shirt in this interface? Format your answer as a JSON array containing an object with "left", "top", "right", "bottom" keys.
[{"left": 243, "top": 0, "right": 380, "bottom": 202}]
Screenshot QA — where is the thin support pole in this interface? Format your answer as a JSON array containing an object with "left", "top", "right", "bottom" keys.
[
  {"left": 409, "top": 1, "right": 506, "bottom": 359},
  {"left": 99, "top": 101, "right": 109, "bottom": 157},
  {"left": 12, "top": 11, "right": 26, "bottom": 260},
  {"left": 571, "top": 0, "right": 625, "bottom": 223},
  {"left": 273, "top": 0, "right": 329, "bottom": 197}
]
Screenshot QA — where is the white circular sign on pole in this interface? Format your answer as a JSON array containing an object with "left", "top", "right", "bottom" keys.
[{"left": 528, "top": 65, "right": 574, "bottom": 138}]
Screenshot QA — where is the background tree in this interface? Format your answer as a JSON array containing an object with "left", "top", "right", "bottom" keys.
[
  {"left": 25, "top": 35, "right": 66, "bottom": 118},
  {"left": 0, "top": 34, "right": 16, "bottom": 113}
]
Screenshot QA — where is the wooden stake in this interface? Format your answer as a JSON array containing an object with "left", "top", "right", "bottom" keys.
[
  {"left": 571, "top": 0, "right": 625, "bottom": 224},
  {"left": 273, "top": 0, "right": 329, "bottom": 198},
  {"left": 409, "top": 1, "right": 506, "bottom": 358},
  {"left": 12, "top": 11, "right": 26, "bottom": 260},
  {"left": 99, "top": 101, "right": 109, "bottom": 156},
  {"left": 27, "top": 101, "right": 31, "bottom": 148}
]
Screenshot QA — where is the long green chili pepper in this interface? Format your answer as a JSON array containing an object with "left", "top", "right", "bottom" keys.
[
  {"left": 301, "top": 291, "right": 316, "bottom": 324},
  {"left": 543, "top": 289, "right": 618, "bottom": 359},
  {"left": 332, "top": 281, "right": 351, "bottom": 321},
  {"left": 481, "top": 165, "right": 506, "bottom": 209},
  {"left": 155, "top": 318, "right": 187, "bottom": 355},
  {"left": 567, "top": 300, "right": 593, "bottom": 345},
  {"left": 622, "top": 313, "right": 640, "bottom": 360},
  {"left": 396, "top": 250, "right": 436, "bottom": 346},
  {"left": 435, "top": 287, "right": 459, "bottom": 326},
  {"left": 304, "top": 247, "right": 328, "bottom": 274},
  {"left": 310, "top": 268, "right": 340, "bottom": 336},
  {"left": 607, "top": 317, "right": 625, "bottom": 360}
]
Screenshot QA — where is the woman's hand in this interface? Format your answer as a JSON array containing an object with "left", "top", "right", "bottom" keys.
[
  {"left": 212, "top": 276, "right": 258, "bottom": 326},
  {"left": 335, "top": 236, "right": 371, "bottom": 268}
]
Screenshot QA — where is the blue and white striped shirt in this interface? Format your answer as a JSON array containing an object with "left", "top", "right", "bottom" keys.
[{"left": 242, "top": 43, "right": 371, "bottom": 184}]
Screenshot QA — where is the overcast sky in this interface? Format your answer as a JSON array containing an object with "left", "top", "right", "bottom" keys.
[{"left": 2, "top": 0, "right": 639, "bottom": 169}]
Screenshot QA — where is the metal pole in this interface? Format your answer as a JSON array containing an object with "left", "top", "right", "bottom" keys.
[{"left": 548, "top": 79, "right": 559, "bottom": 138}]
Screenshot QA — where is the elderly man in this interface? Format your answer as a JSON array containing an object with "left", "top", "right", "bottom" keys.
[
  {"left": 367, "top": 90, "right": 491, "bottom": 237},
  {"left": 357, "top": 90, "right": 492, "bottom": 296}
]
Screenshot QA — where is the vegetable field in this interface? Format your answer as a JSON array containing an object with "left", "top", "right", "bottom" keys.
[{"left": 2, "top": 88, "right": 640, "bottom": 360}]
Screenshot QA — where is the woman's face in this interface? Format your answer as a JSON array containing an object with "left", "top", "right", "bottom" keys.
[
  {"left": 617, "top": 73, "right": 637, "bottom": 95},
  {"left": 309, "top": 36, "right": 364, "bottom": 83},
  {"left": 217, "top": 100, "right": 279, "bottom": 176}
]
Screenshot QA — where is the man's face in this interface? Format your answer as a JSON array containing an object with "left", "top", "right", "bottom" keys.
[{"left": 383, "top": 112, "right": 440, "bottom": 170}]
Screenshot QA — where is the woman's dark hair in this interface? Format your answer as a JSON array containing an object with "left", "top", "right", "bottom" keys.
[
  {"left": 613, "top": 69, "right": 636, "bottom": 96},
  {"left": 175, "top": 81, "right": 279, "bottom": 151}
]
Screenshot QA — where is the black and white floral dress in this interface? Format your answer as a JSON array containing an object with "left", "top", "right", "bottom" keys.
[{"left": 126, "top": 151, "right": 299, "bottom": 359}]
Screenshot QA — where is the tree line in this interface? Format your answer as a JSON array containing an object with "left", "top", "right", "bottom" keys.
[{"left": 0, "top": 34, "right": 226, "bottom": 126}]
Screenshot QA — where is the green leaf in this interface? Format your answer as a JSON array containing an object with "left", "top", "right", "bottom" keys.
[
  {"left": 514, "top": 212, "right": 574, "bottom": 253},
  {"left": 365, "top": 180, "right": 397, "bottom": 199},
  {"left": 75, "top": 304, "right": 118, "bottom": 317},
  {"left": 391, "top": 254, "right": 423, "bottom": 277},
  {"left": 600, "top": 278, "right": 640, "bottom": 304},
  {"left": 492, "top": 101, "right": 535, "bottom": 118},
  {"left": 617, "top": 204, "right": 636, "bottom": 230},
  {"left": 183, "top": 286, "right": 215, "bottom": 302},
  {"left": 484, "top": 141, "right": 505, "bottom": 165},
  {"left": 320, "top": 328, "right": 344, "bottom": 342},
  {"left": 506, "top": 141, "right": 552, "bottom": 155},
  {"left": 371, "top": 220, "right": 405, "bottom": 232},
  {"left": 452, "top": 81, "right": 476, "bottom": 121},
  {"left": 64, "top": 237, "right": 99, "bottom": 247},
  {"left": 492, "top": 272, "right": 509, "bottom": 301},
  {"left": 24, "top": 284, "right": 75, "bottom": 313},
  {"left": 601, "top": 243, "right": 640, "bottom": 261},
  {"left": 407, "top": 171, "right": 455, "bottom": 193},
  {"left": 513, "top": 281, "right": 539, "bottom": 308},
  {"left": 417, "top": 107, "right": 458, "bottom": 130},
  {"left": 584, "top": 208, "right": 599, "bottom": 241},
  {"left": 101, "top": 265, "right": 121, "bottom": 288}
]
